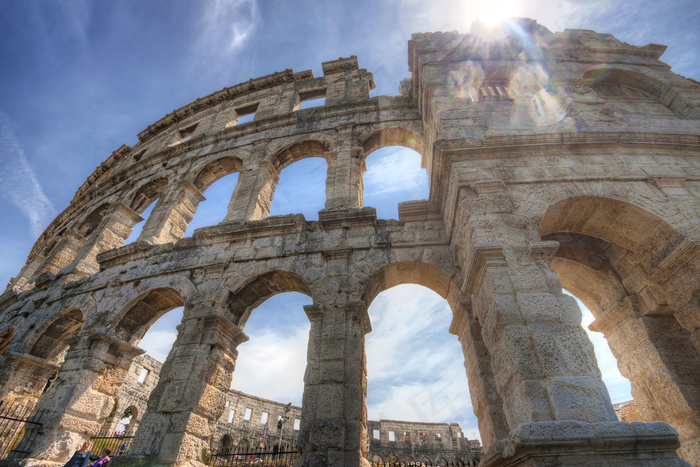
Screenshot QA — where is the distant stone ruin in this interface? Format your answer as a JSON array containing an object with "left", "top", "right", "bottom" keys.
[
  {"left": 0, "top": 18, "right": 698, "bottom": 467},
  {"left": 104, "top": 356, "right": 483, "bottom": 466}
]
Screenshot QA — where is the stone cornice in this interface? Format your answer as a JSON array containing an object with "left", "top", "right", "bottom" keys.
[
  {"left": 463, "top": 243, "right": 508, "bottom": 295},
  {"left": 137, "top": 69, "right": 297, "bottom": 143}
]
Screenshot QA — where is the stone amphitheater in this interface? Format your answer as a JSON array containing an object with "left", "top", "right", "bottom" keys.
[{"left": 0, "top": 18, "right": 699, "bottom": 467}]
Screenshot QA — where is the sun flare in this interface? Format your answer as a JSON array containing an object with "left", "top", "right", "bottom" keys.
[{"left": 473, "top": 0, "right": 519, "bottom": 26}]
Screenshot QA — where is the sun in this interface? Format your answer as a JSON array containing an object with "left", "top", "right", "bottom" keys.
[{"left": 473, "top": 0, "right": 520, "bottom": 26}]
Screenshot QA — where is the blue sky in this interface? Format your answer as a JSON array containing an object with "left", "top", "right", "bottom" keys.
[{"left": 1, "top": 0, "right": 698, "bottom": 441}]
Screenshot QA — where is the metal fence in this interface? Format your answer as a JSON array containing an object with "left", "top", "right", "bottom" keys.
[
  {"left": 210, "top": 446, "right": 299, "bottom": 466},
  {"left": 370, "top": 459, "right": 476, "bottom": 467},
  {"left": 89, "top": 435, "right": 134, "bottom": 457},
  {"left": 0, "top": 400, "right": 45, "bottom": 461}
]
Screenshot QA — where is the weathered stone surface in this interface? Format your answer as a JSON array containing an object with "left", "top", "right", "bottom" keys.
[{"left": 0, "top": 18, "right": 698, "bottom": 467}]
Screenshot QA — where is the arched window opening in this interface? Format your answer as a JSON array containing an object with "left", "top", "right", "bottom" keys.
[
  {"left": 104, "top": 305, "right": 184, "bottom": 437},
  {"left": 136, "top": 306, "right": 184, "bottom": 362},
  {"left": 122, "top": 177, "right": 168, "bottom": 245},
  {"left": 365, "top": 285, "right": 478, "bottom": 445},
  {"left": 230, "top": 291, "right": 310, "bottom": 398},
  {"left": 114, "top": 288, "right": 185, "bottom": 344},
  {"left": 29, "top": 308, "right": 83, "bottom": 363},
  {"left": 184, "top": 172, "right": 240, "bottom": 236},
  {"left": 77, "top": 203, "right": 110, "bottom": 238},
  {"left": 131, "top": 178, "right": 168, "bottom": 214},
  {"left": 219, "top": 434, "right": 233, "bottom": 454},
  {"left": 122, "top": 200, "right": 157, "bottom": 245},
  {"left": 115, "top": 406, "right": 138, "bottom": 436},
  {"left": 363, "top": 146, "right": 428, "bottom": 220},
  {"left": 228, "top": 292, "right": 310, "bottom": 450},
  {"left": 269, "top": 157, "right": 327, "bottom": 221}
]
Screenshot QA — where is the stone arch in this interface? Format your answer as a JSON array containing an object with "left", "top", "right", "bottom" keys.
[
  {"left": 518, "top": 182, "right": 696, "bottom": 239},
  {"left": 362, "top": 260, "right": 460, "bottom": 309},
  {"left": 193, "top": 155, "right": 244, "bottom": 192},
  {"left": 28, "top": 308, "right": 83, "bottom": 361},
  {"left": 538, "top": 195, "right": 684, "bottom": 274},
  {"left": 538, "top": 197, "right": 700, "bottom": 460},
  {"left": 547, "top": 233, "right": 627, "bottom": 316},
  {"left": 226, "top": 270, "right": 312, "bottom": 328},
  {"left": 452, "top": 458, "right": 465, "bottom": 467},
  {"left": 130, "top": 177, "right": 168, "bottom": 214},
  {"left": 219, "top": 434, "right": 233, "bottom": 453},
  {"left": 539, "top": 195, "right": 680, "bottom": 246},
  {"left": 76, "top": 202, "right": 111, "bottom": 237},
  {"left": 113, "top": 287, "right": 185, "bottom": 343},
  {"left": 238, "top": 438, "right": 249, "bottom": 448},
  {"left": 361, "top": 127, "right": 425, "bottom": 157},
  {"left": 270, "top": 139, "right": 332, "bottom": 171},
  {"left": 119, "top": 404, "right": 139, "bottom": 436},
  {"left": 583, "top": 67, "right": 666, "bottom": 99},
  {"left": 582, "top": 66, "right": 699, "bottom": 118}
]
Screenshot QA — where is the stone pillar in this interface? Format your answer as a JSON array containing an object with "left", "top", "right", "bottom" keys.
[
  {"left": 0, "top": 351, "right": 60, "bottom": 413},
  {"left": 138, "top": 181, "right": 206, "bottom": 244},
  {"left": 25, "top": 333, "right": 144, "bottom": 465},
  {"left": 68, "top": 204, "right": 143, "bottom": 276},
  {"left": 11, "top": 253, "right": 45, "bottom": 291},
  {"left": 461, "top": 216, "right": 687, "bottom": 465},
  {"left": 449, "top": 298, "right": 509, "bottom": 448},
  {"left": 590, "top": 299, "right": 700, "bottom": 462},
  {"left": 127, "top": 315, "right": 248, "bottom": 465},
  {"left": 324, "top": 135, "right": 364, "bottom": 210},
  {"left": 38, "top": 231, "right": 86, "bottom": 276},
  {"left": 223, "top": 163, "right": 279, "bottom": 222},
  {"left": 297, "top": 302, "right": 371, "bottom": 467}
]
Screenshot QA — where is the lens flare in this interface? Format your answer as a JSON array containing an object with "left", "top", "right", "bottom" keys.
[{"left": 472, "top": 0, "right": 519, "bottom": 26}]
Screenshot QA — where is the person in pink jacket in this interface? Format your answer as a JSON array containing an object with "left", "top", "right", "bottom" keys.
[{"left": 91, "top": 449, "right": 111, "bottom": 467}]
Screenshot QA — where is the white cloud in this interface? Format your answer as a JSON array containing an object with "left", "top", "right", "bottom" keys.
[
  {"left": 364, "top": 147, "right": 428, "bottom": 196},
  {"left": 366, "top": 285, "right": 476, "bottom": 435},
  {"left": 196, "top": 0, "right": 260, "bottom": 57},
  {"left": 0, "top": 113, "right": 56, "bottom": 238},
  {"left": 232, "top": 322, "right": 310, "bottom": 405}
]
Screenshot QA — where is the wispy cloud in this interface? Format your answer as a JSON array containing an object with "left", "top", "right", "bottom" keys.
[
  {"left": 195, "top": 0, "right": 260, "bottom": 58},
  {"left": 0, "top": 113, "right": 56, "bottom": 238}
]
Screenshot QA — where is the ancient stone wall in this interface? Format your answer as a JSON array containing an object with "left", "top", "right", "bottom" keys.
[
  {"left": 366, "top": 419, "right": 482, "bottom": 465},
  {"left": 0, "top": 18, "right": 698, "bottom": 467},
  {"left": 614, "top": 400, "right": 646, "bottom": 423}
]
